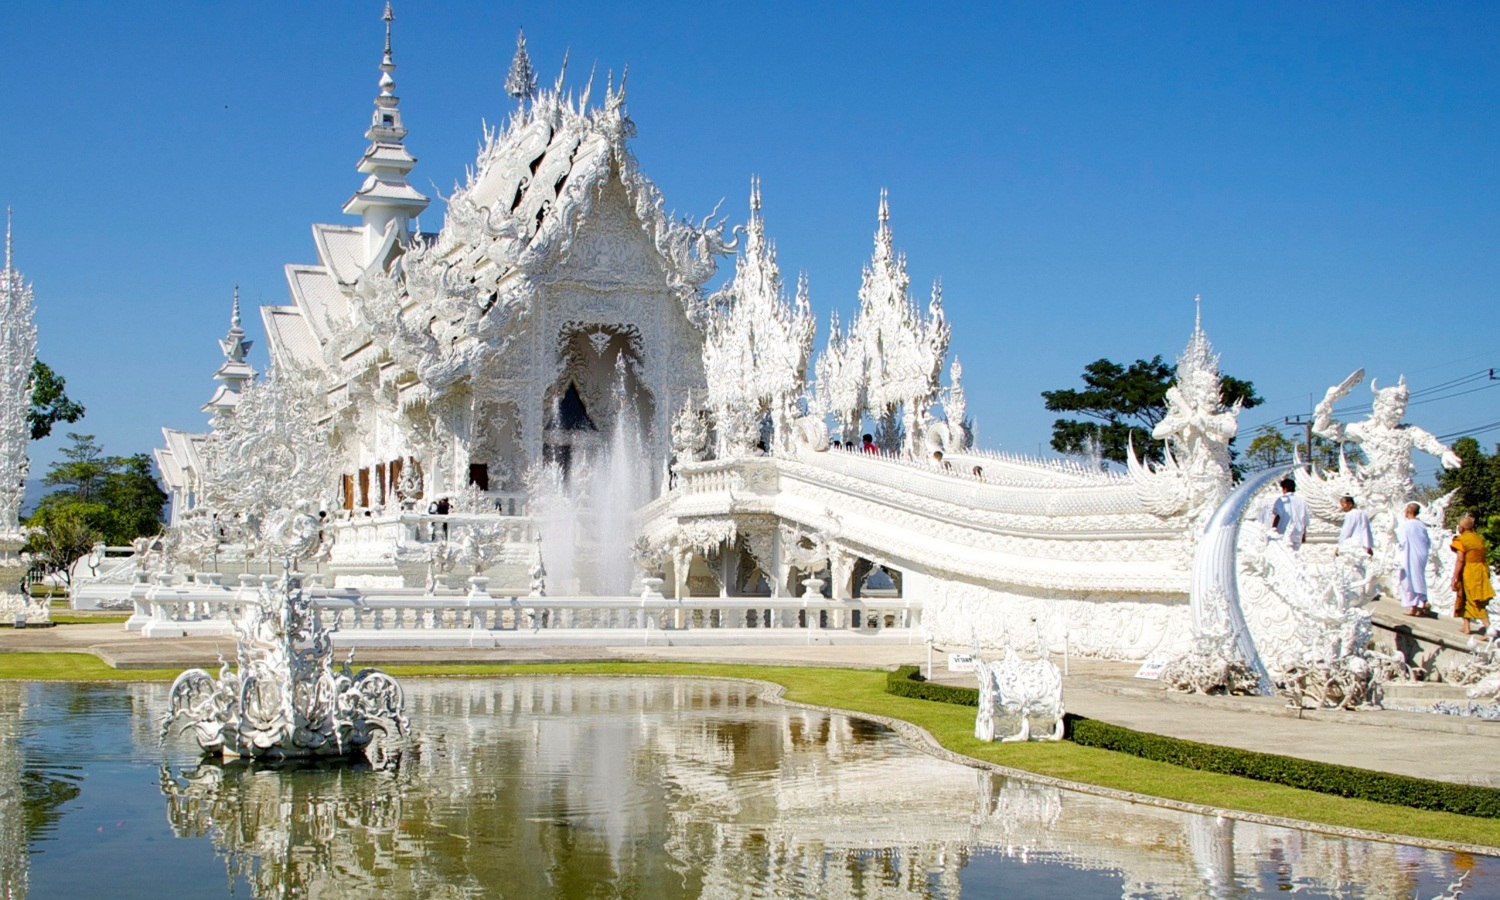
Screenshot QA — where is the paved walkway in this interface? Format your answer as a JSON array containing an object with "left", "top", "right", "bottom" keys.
[{"left": 3, "top": 619, "right": 1497, "bottom": 786}]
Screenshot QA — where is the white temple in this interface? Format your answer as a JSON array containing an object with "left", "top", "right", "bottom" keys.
[{"left": 130, "top": 8, "right": 1464, "bottom": 676}]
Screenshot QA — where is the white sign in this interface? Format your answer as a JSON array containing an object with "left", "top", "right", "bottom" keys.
[
  {"left": 947, "top": 653, "right": 976, "bottom": 673},
  {"left": 1134, "top": 657, "right": 1169, "bottom": 680}
]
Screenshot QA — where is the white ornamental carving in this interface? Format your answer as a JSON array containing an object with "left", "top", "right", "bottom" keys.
[
  {"left": 1313, "top": 369, "right": 1461, "bottom": 545},
  {"left": 0, "top": 216, "right": 35, "bottom": 542},
  {"left": 190, "top": 370, "right": 335, "bottom": 559},
  {"left": 973, "top": 643, "right": 1064, "bottom": 742},
  {"left": 819, "top": 192, "right": 949, "bottom": 457},
  {"left": 0, "top": 215, "right": 44, "bottom": 625},
  {"left": 161, "top": 563, "right": 408, "bottom": 761},
  {"left": 1128, "top": 302, "right": 1239, "bottom": 531},
  {"left": 703, "top": 180, "right": 815, "bottom": 457}
]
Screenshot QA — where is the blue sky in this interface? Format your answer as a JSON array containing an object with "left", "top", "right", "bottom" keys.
[{"left": 2, "top": 2, "right": 1497, "bottom": 480}]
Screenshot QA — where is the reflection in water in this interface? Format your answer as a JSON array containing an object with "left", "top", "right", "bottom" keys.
[{"left": 2, "top": 678, "right": 1495, "bottom": 898}]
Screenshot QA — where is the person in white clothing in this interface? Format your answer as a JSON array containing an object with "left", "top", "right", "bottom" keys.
[
  {"left": 1336, "top": 495, "right": 1373, "bottom": 557},
  {"left": 1270, "top": 478, "right": 1310, "bottom": 550},
  {"left": 1395, "top": 502, "right": 1431, "bottom": 617}
]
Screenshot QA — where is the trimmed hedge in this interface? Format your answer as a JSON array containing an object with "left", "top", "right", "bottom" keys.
[
  {"left": 886, "top": 665, "right": 1500, "bottom": 819},
  {"left": 886, "top": 665, "right": 980, "bottom": 706}
]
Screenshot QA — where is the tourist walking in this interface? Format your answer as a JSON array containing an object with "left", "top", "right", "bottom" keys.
[
  {"left": 1337, "top": 495, "right": 1373, "bottom": 557},
  {"left": 1270, "top": 478, "right": 1310, "bottom": 550},
  {"left": 1395, "top": 502, "right": 1430, "bottom": 616},
  {"left": 861, "top": 433, "right": 877, "bottom": 454},
  {"left": 1451, "top": 513, "right": 1495, "bottom": 635}
]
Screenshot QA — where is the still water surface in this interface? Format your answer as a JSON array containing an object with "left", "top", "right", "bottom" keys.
[{"left": 0, "top": 677, "right": 1492, "bottom": 898}]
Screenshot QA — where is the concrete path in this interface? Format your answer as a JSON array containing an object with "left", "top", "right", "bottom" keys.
[{"left": 3, "top": 619, "right": 1497, "bottom": 785}]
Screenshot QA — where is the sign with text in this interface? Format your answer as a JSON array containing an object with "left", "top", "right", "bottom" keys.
[
  {"left": 947, "top": 653, "right": 977, "bottom": 672},
  {"left": 1134, "top": 657, "right": 1169, "bottom": 680}
]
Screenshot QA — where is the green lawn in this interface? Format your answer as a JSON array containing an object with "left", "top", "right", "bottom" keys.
[{"left": 3, "top": 653, "right": 1497, "bottom": 849}]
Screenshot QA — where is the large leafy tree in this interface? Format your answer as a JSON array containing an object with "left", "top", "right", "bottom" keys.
[
  {"left": 1042, "top": 355, "right": 1262, "bottom": 466},
  {"left": 29, "top": 360, "right": 84, "bottom": 441},
  {"left": 1243, "top": 423, "right": 1366, "bottom": 472},
  {"left": 25, "top": 434, "right": 168, "bottom": 568},
  {"left": 1437, "top": 437, "right": 1500, "bottom": 567}
]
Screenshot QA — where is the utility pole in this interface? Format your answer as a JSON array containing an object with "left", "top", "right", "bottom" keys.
[{"left": 1285, "top": 415, "right": 1314, "bottom": 467}]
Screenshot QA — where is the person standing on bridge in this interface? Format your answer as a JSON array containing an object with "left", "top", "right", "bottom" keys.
[
  {"left": 1395, "top": 502, "right": 1430, "bottom": 617},
  {"left": 1336, "top": 495, "right": 1373, "bottom": 558},
  {"left": 1451, "top": 513, "right": 1494, "bottom": 635},
  {"left": 861, "top": 433, "right": 877, "bottom": 454},
  {"left": 1270, "top": 479, "right": 1310, "bottom": 550}
]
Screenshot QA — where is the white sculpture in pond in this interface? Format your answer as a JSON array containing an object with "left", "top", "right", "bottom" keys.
[
  {"left": 160, "top": 511, "right": 408, "bottom": 761},
  {"left": 973, "top": 643, "right": 1064, "bottom": 743}
]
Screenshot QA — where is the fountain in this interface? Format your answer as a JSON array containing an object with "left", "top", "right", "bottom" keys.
[{"left": 531, "top": 357, "right": 652, "bottom": 598}]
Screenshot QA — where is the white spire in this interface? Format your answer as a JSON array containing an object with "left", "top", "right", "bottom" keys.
[
  {"left": 505, "top": 28, "right": 538, "bottom": 101},
  {"left": 0, "top": 208, "right": 35, "bottom": 538},
  {"left": 343, "top": 2, "right": 429, "bottom": 263},
  {"left": 205, "top": 284, "right": 255, "bottom": 415}
]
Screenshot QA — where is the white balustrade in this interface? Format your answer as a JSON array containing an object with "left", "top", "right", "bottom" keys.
[{"left": 127, "top": 578, "right": 922, "bottom": 648}]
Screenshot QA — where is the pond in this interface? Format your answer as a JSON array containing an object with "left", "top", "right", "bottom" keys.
[{"left": 0, "top": 678, "right": 1492, "bottom": 898}]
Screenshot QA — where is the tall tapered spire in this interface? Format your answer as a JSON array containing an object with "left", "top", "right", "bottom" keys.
[
  {"left": 505, "top": 28, "right": 537, "bottom": 101},
  {"left": 204, "top": 284, "right": 255, "bottom": 415},
  {"left": 343, "top": 2, "right": 430, "bottom": 262}
]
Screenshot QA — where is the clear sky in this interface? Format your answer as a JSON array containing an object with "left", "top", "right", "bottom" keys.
[{"left": 2, "top": 1, "right": 1497, "bottom": 480}]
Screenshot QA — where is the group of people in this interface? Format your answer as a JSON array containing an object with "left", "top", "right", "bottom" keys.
[{"left": 1270, "top": 478, "right": 1494, "bottom": 635}]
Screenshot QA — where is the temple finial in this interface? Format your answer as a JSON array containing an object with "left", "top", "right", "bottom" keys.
[
  {"left": 344, "top": 0, "right": 427, "bottom": 253},
  {"left": 363, "top": 1, "right": 405, "bottom": 145},
  {"left": 506, "top": 28, "right": 538, "bottom": 101},
  {"left": 749, "top": 175, "right": 761, "bottom": 216},
  {"left": 1194, "top": 293, "right": 1202, "bottom": 331},
  {"left": 231, "top": 283, "right": 242, "bottom": 331},
  {"left": 3, "top": 207, "right": 11, "bottom": 273}
]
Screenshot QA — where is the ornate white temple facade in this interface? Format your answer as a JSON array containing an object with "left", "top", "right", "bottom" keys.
[{"left": 132, "top": 9, "right": 1463, "bottom": 669}]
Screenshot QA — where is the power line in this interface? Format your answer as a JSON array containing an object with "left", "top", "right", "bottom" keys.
[{"left": 1244, "top": 367, "right": 1498, "bottom": 434}]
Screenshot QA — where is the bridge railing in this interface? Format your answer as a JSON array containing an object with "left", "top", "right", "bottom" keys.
[{"left": 126, "top": 574, "right": 922, "bottom": 647}]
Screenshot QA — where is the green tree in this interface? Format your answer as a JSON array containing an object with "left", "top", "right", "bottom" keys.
[
  {"left": 1436, "top": 437, "right": 1500, "bottom": 567},
  {"left": 22, "top": 506, "right": 101, "bottom": 586},
  {"left": 40, "top": 432, "right": 109, "bottom": 502},
  {"left": 26, "top": 434, "right": 168, "bottom": 556},
  {"left": 1243, "top": 423, "right": 1367, "bottom": 472},
  {"left": 1042, "top": 356, "right": 1262, "bottom": 466},
  {"left": 28, "top": 360, "right": 84, "bottom": 441}
]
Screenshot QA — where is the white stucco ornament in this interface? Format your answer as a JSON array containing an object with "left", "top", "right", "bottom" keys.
[
  {"left": 161, "top": 561, "right": 408, "bottom": 762},
  {"left": 973, "top": 641, "right": 1064, "bottom": 743},
  {"left": 0, "top": 212, "right": 44, "bottom": 625},
  {"left": 1128, "top": 299, "right": 1238, "bottom": 532}
]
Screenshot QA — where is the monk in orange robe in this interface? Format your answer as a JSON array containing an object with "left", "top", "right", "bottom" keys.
[{"left": 1451, "top": 513, "right": 1495, "bottom": 635}]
